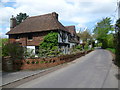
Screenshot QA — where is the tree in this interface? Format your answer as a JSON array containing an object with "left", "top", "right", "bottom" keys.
[
  {"left": 115, "top": 18, "right": 120, "bottom": 67},
  {"left": 77, "top": 30, "right": 91, "bottom": 43},
  {"left": 0, "top": 38, "right": 8, "bottom": 47},
  {"left": 107, "top": 34, "right": 114, "bottom": 48},
  {"left": 93, "top": 17, "right": 113, "bottom": 49},
  {"left": 16, "top": 13, "right": 29, "bottom": 25}
]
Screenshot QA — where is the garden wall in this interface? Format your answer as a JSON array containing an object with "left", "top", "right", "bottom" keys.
[{"left": 2, "top": 50, "right": 92, "bottom": 71}]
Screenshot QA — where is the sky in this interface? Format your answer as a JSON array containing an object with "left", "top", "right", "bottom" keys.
[{"left": 0, "top": 0, "right": 118, "bottom": 38}]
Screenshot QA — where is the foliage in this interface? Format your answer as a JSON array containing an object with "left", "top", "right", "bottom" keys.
[
  {"left": 2, "top": 42, "right": 24, "bottom": 59},
  {"left": 24, "top": 48, "right": 35, "bottom": 58},
  {"left": 106, "top": 48, "right": 115, "bottom": 54},
  {"left": 93, "top": 17, "right": 114, "bottom": 49},
  {"left": 16, "top": 13, "right": 29, "bottom": 25},
  {"left": 75, "top": 45, "right": 82, "bottom": 50},
  {"left": 102, "top": 38, "right": 108, "bottom": 49},
  {"left": 40, "top": 32, "right": 58, "bottom": 49},
  {"left": 0, "top": 38, "right": 8, "bottom": 56},
  {"left": 77, "top": 30, "right": 91, "bottom": 42},
  {"left": 39, "top": 32, "right": 60, "bottom": 57},
  {"left": 0, "top": 38, "right": 8, "bottom": 47},
  {"left": 97, "top": 43, "right": 102, "bottom": 47},
  {"left": 115, "top": 18, "right": 120, "bottom": 66},
  {"left": 84, "top": 43, "right": 89, "bottom": 50},
  {"left": 107, "top": 34, "right": 114, "bottom": 48}
]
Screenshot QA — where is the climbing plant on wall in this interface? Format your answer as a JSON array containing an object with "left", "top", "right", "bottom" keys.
[{"left": 39, "top": 32, "right": 60, "bottom": 57}]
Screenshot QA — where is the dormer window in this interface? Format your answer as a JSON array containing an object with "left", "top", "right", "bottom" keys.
[{"left": 28, "top": 34, "right": 33, "bottom": 40}]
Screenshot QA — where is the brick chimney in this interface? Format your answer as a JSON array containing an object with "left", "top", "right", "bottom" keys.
[
  {"left": 10, "top": 15, "right": 17, "bottom": 30},
  {"left": 52, "top": 12, "right": 58, "bottom": 20}
]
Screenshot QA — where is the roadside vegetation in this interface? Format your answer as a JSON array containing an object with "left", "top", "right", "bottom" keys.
[
  {"left": 115, "top": 18, "right": 120, "bottom": 67},
  {"left": 106, "top": 48, "right": 115, "bottom": 54},
  {"left": 92, "top": 17, "right": 120, "bottom": 67},
  {"left": 93, "top": 17, "right": 114, "bottom": 49}
]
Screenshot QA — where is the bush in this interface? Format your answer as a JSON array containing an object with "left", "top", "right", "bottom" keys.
[
  {"left": 36, "top": 61, "right": 39, "bottom": 64},
  {"left": 75, "top": 45, "right": 82, "bottom": 50},
  {"left": 31, "top": 61, "right": 35, "bottom": 64},
  {"left": 24, "top": 48, "right": 35, "bottom": 58},
  {"left": 84, "top": 44, "right": 89, "bottom": 50},
  {"left": 26, "top": 61, "right": 30, "bottom": 64},
  {"left": 106, "top": 48, "right": 115, "bottom": 54},
  {"left": 2, "top": 42, "right": 24, "bottom": 59},
  {"left": 39, "top": 32, "right": 61, "bottom": 57}
]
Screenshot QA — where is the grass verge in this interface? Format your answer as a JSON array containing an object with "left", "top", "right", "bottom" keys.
[{"left": 106, "top": 48, "right": 115, "bottom": 54}]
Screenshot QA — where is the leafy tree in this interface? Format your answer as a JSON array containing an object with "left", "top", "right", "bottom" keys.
[
  {"left": 16, "top": 13, "right": 29, "bottom": 25},
  {"left": 77, "top": 30, "right": 91, "bottom": 43},
  {"left": 93, "top": 17, "right": 113, "bottom": 49},
  {"left": 115, "top": 18, "right": 120, "bottom": 66},
  {"left": 0, "top": 38, "right": 8, "bottom": 47},
  {"left": 107, "top": 34, "right": 114, "bottom": 48}
]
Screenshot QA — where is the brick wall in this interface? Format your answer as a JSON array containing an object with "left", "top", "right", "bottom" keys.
[
  {"left": 2, "top": 50, "right": 93, "bottom": 71},
  {"left": 9, "top": 31, "right": 49, "bottom": 46}
]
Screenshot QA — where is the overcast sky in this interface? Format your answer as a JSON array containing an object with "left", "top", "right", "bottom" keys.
[{"left": 0, "top": 0, "right": 118, "bottom": 38}]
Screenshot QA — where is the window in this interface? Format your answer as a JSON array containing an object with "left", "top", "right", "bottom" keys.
[
  {"left": 35, "top": 46, "right": 39, "bottom": 54},
  {"left": 15, "top": 35, "right": 20, "bottom": 39},
  {"left": 28, "top": 34, "right": 33, "bottom": 40}
]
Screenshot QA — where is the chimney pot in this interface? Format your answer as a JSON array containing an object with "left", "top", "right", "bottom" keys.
[{"left": 10, "top": 15, "right": 17, "bottom": 29}]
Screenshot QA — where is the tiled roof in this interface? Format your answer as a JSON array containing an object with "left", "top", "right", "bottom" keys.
[
  {"left": 65, "top": 25, "right": 76, "bottom": 35},
  {"left": 6, "top": 12, "right": 67, "bottom": 35},
  {"left": 65, "top": 25, "right": 79, "bottom": 44}
]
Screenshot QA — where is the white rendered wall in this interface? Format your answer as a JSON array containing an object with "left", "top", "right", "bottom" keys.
[{"left": 26, "top": 46, "right": 35, "bottom": 54}]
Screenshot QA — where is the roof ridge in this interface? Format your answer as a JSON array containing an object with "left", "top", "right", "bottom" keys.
[
  {"left": 65, "top": 25, "right": 75, "bottom": 27},
  {"left": 28, "top": 12, "right": 53, "bottom": 19}
]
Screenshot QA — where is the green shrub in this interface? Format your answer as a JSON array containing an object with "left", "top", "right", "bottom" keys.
[
  {"left": 26, "top": 61, "right": 30, "bottom": 64},
  {"left": 2, "top": 42, "right": 24, "bottom": 59},
  {"left": 75, "top": 45, "right": 82, "bottom": 50},
  {"left": 36, "top": 61, "right": 39, "bottom": 64},
  {"left": 24, "top": 48, "right": 35, "bottom": 58},
  {"left": 40, "top": 61, "right": 44, "bottom": 63},
  {"left": 31, "top": 61, "right": 35, "bottom": 64},
  {"left": 106, "top": 48, "right": 115, "bottom": 54},
  {"left": 84, "top": 44, "right": 89, "bottom": 50}
]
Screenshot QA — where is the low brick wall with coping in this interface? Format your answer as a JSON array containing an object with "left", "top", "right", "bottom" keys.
[{"left": 2, "top": 50, "right": 93, "bottom": 71}]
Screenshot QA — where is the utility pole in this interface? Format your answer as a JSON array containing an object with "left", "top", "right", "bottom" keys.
[{"left": 118, "top": 1, "right": 120, "bottom": 19}]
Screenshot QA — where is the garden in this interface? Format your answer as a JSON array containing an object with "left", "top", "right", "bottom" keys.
[{"left": 2, "top": 32, "right": 93, "bottom": 71}]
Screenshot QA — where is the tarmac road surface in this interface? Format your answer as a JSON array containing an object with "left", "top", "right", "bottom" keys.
[{"left": 16, "top": 49, "right": 118, "bottom": 88}]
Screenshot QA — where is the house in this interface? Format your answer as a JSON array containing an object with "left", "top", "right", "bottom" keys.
[
  {"left": 6, "top": 12, "right": 79, "bottom": 54},
  {"left": 65, "top": 26, "right": 79, "bottom": 48}
]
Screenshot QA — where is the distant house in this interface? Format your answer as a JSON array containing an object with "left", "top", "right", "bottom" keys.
[{"left": 6, "top": 12, "right": 79, "bottom": 54}]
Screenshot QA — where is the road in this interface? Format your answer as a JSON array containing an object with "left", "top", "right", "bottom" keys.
[{"left": 16, "top": 49, "right": 118, "bottom": 88}]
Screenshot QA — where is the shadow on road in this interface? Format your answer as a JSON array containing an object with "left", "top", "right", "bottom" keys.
[{"left": 115, "top": 74, "right": 120, "bottom": 80}]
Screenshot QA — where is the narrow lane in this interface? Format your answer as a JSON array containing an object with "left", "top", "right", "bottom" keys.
[{"left": 16, "top": 49, "right": 118, "bottom": 88}]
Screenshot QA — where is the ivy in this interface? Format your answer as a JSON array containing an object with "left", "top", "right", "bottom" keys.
[{"left": 39, "top": 32, "right": 60, "bottom": 57}]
